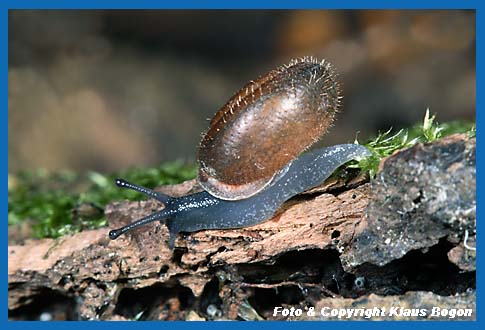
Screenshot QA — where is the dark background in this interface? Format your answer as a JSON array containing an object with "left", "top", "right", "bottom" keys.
[{"left": 8, "top": 10, "right": 475, "bottom": 173}]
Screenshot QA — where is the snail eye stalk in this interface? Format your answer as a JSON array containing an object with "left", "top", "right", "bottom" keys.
[
  {"left": 109, "top": 179, "right": 173, "bottom": 240},
  {"left": 115, "top": 178, "right": 171, "bottom": 204}
]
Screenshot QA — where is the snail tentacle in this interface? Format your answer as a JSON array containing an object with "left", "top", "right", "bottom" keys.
[
  {"left": 115, "top": 178, "right": 171, "bottom": 204},
  {"left": 109, "top": 179, "right": 175, "bottom": 240},
  {"left": 108, "top": 208, "right": 172, "bottom": 240}
]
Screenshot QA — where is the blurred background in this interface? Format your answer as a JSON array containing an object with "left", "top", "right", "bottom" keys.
[{"left": 8, "top": 10, "right": 476, "bottom": 173}]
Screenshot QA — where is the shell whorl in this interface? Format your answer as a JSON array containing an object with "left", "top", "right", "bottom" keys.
[{"left": 197, "top": 57, "right": 342, "bottom": 200}]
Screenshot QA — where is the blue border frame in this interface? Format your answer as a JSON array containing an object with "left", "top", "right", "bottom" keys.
[
  {"left": 0, "top": 0, "right": 479, "bottom": 10},
  {"left": 3, "top": 0, "right": 481, "bottom": 329}
]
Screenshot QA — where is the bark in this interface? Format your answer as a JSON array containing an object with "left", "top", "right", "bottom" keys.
[{"left": 8, "top": 134, "right": 476, "bottom": 321}]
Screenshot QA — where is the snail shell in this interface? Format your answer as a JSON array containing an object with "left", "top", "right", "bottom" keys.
[
  {"left": 108, "top": 57, "right": 371, "bottom": 248},
  {"left": 197, "top": 57, "right": 342, "bottom": 200}
]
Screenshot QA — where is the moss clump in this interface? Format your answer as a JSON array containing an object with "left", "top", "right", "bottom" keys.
[
  {"left": 352, "top": 109, "right": 475, "bottom": 178},
  {"left": 8, "top": 161, "right": 196, "bottom": 239}
]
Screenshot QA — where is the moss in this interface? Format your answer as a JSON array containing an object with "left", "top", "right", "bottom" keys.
[
  {"left": 352, "top": 109, "right": 475, "bottom": 178},
  {"left": 8, "top": 161, "right": 196, "bottom": 239}
]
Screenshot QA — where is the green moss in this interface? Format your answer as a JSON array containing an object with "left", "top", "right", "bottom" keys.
[
  {"left": 8, "top": 161, "right": 196, "bottom": 239},
  {"left": 352, "top": 109, "right": 475, "bottom": 178}
]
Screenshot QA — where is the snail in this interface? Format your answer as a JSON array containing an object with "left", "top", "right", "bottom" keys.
[{"left": 108, "top": 57, "right": 371, "bottom": 249}]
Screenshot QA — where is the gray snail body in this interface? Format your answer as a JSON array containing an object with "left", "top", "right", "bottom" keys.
[
  {"left": 108, "top": 57, "right": 371, "bottom": 249},
  {"left": 109, "top": 144, "right": 371, "bottom": 248}
]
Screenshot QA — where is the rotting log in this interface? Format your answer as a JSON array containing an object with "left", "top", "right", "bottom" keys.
[{"left": 8, "top": 134, "right": 476, "bottom": 320}]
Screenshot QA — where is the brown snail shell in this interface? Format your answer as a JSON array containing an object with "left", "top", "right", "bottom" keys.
[{"left": 197, "top": 57, "right": 342, "bottom": 200}]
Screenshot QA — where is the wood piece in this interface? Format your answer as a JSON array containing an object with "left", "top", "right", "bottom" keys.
[{"left": 8, "top": 134, "right": 476, "bottom": 320}]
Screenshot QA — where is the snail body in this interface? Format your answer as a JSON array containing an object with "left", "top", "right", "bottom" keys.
[
  {"left": 110, "top": 144, "right": 370, "bottom": 248},
  {"left": 108, "top": 57, "right": 371, "bottom": 248}
]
